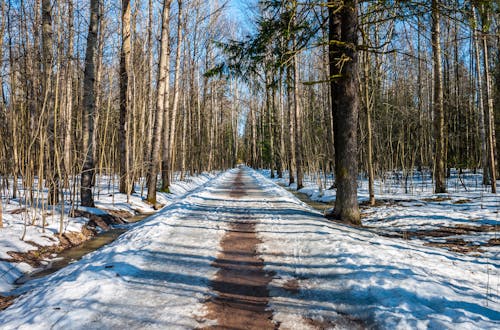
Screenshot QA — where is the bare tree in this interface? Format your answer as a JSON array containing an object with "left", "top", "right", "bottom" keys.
[
  {"left": 432, "top": 0, "right": 446, "bottom": 193},
  {"left": 119, "top": 0, "right": 132, "bottom": 195},
  {"left": 81, "top": 0, "right": 100, "bottom": 207},
  {"left": 147, "top": 0, "right": 172, "bottom": 205}
]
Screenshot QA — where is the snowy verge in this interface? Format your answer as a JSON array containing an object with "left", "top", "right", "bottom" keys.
[
  {"left": 0, "top": 171, "right": 218, "bottom": 293},
  {"left": 259, "top": 169, "right": 499, "bottom": 258},
  {"left": 250, "top": 169, "right": 499, "bottom": 329},
  {"left": 0, "top": 169, "right": 235, "bottom": 329}
]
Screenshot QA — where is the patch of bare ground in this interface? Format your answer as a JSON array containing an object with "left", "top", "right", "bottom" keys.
[
  {"left": 102, "top": 209, "right": 135, "bottom": 219},
  {"left": 422, "top": 196, "right": 452, "bottom": 202},
  {"left": 359, "top": 199, "right": 400, "bottom": 208},
  {"left": 453, "top": 199, "right": 472, "bottom": 204},
  {"left": 71, "top": 209, "right": 126, "bottom": 230},
  {"left": 282, "top": 279, "right": 300, "bottom": 294},
  {"left": 424, "top": 239, "right": 485, "bottom": 254},
  {"left": 202, "top": 171, "right": 277, "bottom": 330},
  {"left": 380, "top": 224, "right": 499, "bottom": 254},
  {"left": 486, "top": 238, "right": 500, "bottom": 246},
  {"left": 305, "top": 313, "right": 366, "bottom": 330},
  {"left": 0, "top": 226, "right": 97, "bottom": 267},
  {"left": 406, "top": 224, "right": 498, "bottom": 238},
  {"left": 0, "top": 295, "right": 16, "bottom": 311}
]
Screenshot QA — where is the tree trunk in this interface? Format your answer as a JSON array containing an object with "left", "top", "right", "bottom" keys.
[
  {"left": 472, "top": 5, "right": 489, "bottom": 185},
  {"left": 147, "top": 0, "right": 171, "bottom": 204},
  {"left": 481, "top": 21, "right": 497, "bottom": 193},
  {"left": 81, "top": 0, "right": 99, "bottom": 207},
  {"left": 63, "top": 0, "right": 74, "bottom": 187},
  {"left": 145, "top": 0, "right": 155, "bottom": 165},
  {"left": 42, "top": 0, "right": 58, "bottom": 205},
  {"left": 293, "top": 45, "right": 303, "bottom": 190},
  {"left": 119, "top": 0, "right": 131, "bottom": 194},
  {"left": 326, "top": 0, "right": 361, "bottom": 224},
  {"left": 432, "top": 0, "right": 446, "bottom": 193},
  {"left": 363, "top": 51, "right": 375, "bottom": 206},
  {"left": 287, "top": 67, "right": 296, "bottom": 186},
  {"left": 167, "top": 0, "right": 184, "bottom": 188}
]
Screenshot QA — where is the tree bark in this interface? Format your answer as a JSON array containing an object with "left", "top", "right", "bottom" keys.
[
  {"left": 147, "top": 0, "right": 172, "bottom": 204},
  {"left": 326, "top": 0, "right": 361, "bottom": 224},
  {"left": 167, "top": 0, "right": 184, "bottom": 188},
  {"left": 119, "top": 0, "right": 131, "bottom": 194},
  {"left": 481, "top": 19, "right": 497, "bottom": 193},
  {"left": 293, "top": 45, "right": 303, "bottom": 190},
  {"left": 432, "top": 0, "right": 446, "bottom": 193},
  {"left": 81, "top": 0, "right": 100, "bottom": 207},
  {"left": 42, "top": 0, "right": 58, "bottom": 205},
  {"left": 63, "top": 0, "right": 74, "bottom": 187},
  {"left": 363, "top": 51, "right": 375, "bottom": 206}
]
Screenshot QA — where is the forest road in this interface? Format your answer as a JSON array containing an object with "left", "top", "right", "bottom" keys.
[
  {"left": 201, "top": 168, "right": 276, "bottom": 329},
  {"left": 0, "top": 166, "right": 299, "bottom": 329}
]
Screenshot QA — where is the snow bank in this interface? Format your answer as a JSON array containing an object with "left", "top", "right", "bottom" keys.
[
  {"left": 0, "top": 172, "right": 218, "bottom": 293},
  {"left": 0, "top": 169, "right": 231, "bottom": 329},
  {"left": 250, "top": 170, "right": 499, "bottom": 329},
  {"left": 260, "top": 169, "right": 500, "bottom": 258}
]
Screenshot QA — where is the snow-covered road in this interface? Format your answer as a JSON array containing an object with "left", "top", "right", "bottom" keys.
[{"left": 0, "top": 167, "right": 498, "bottom": 329}]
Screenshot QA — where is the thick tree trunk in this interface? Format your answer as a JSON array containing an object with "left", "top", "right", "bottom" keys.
[
  {"left": 81, "top": 0, "right": 99, "bottom": 207},
  {"left": 432, "top": 0, "right": 446, "bottom": 193},
  {"left": 327, "top": 0, "right": 360, "bottom": 224}
]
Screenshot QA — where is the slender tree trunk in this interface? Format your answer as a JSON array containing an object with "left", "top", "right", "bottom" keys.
[
  {"left": 63, "top": 0, "right": 74, "bottom": 187},
  {"left": 326, "top": 0, "right": 360, "bottom": 224},
  {"left": 432, "top": 0, "right": 446, "bottom": 193},
  {"left": 119, "top": 0, "right": 131, "bottom": 194},
  {"left": 293, "top": 46, "right": 303, "bottom": 189},
  {"left": 363, "top": 51, "right": 375, "bottom": 205},
  {"left": 472, "top": 5, "right": 489, "bottom": 184},
  {"left": 287, "top": 67, "right": 296, "bottom": 185},
  {"left": 81, "top": 0, "right": 100, "bottom": 207},
  {"left": 145, "top": 0, "right": 155, "bottom": 165},
  {"left": 482, "top": 25, "right": 497, "bottom": 193},
  {"left": 167, "top": 0, "right": 184, "bottom": 187},
  {"left": 147, "top": 0, "right": 171, "bottom": 204},
  {"left": 42, "top": 0, "right": 58, "bottom": 205},
  {"left": 266, "top": 74, "right": 275, "bottom": 178}
]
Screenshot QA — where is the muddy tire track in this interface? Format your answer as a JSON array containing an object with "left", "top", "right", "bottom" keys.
[{"left": 202, "top": 170, "right": 276, "bottom": 329}]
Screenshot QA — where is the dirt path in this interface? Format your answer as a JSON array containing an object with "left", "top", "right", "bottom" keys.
[{"left": 203, "top": 170, "right": 276, "bottom": 329}]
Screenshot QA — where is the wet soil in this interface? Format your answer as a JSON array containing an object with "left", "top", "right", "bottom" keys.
[{"left": 202, "top": 170, "right": 276, "bottom": 329}]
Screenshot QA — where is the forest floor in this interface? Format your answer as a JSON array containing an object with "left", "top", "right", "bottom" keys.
[{"left": 0, "top": 167, "right": 498, "bottom": 329}]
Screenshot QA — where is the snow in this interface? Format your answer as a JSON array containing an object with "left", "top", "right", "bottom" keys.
[
  {"left": 0, "top": 170, "right": 234, "bottom": 329},
  {"left": 250, "top": 170, "right": 499, "bottom": 329},
  {"left": 260, "top": 169, "right": 500, "bottom": 258},
  {"left": 0, "top": 168, "right": 498, "bottom": 329},
  {"left": 0, "top": 172, "right": 218, "bottom": 292}
]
